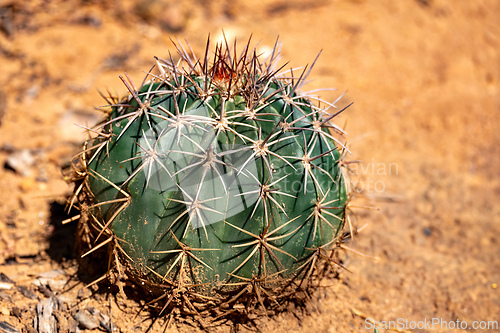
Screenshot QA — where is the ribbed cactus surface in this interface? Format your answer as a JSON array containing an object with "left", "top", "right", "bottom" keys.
[{"left": 70, "top": 37, "right": 351, "bottom": 316}]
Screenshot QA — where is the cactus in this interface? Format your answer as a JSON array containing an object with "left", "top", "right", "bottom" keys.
[{"left": 68, "top": 37, "right": 352, "bottom": 319}]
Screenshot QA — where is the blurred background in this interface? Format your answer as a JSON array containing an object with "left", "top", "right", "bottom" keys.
[{"left": 0, "top": 0, "right": 498, "bottom": 332}]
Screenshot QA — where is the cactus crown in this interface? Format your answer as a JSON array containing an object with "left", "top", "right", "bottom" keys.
[{"left": 69, "top": 36, "right": 352, "bottom": 322}]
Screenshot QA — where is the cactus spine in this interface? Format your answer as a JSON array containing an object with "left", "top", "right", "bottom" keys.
[{"left": 69, "top": 37, "right": 352, "bottom": 318}]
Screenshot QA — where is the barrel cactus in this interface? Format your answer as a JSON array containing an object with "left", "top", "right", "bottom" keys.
[{"left": 68, "top": 37, "right": 352, "bottom": 320}]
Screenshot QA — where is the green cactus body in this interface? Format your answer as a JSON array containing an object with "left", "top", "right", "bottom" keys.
[{"left": 72, "top": 38, "right": 351, "bottom": 312}]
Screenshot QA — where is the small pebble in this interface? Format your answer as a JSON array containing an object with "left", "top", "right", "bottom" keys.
[
  {"left": 0, "top": 273, "right": 14, "bottom": 284},
  {"left": 0, "top": 307, "right": 10, "bottom": 316},
  {"left": 36, "top": 269, "right": 65, "bottom": 279},
  {"left": 0, "top": 282, "right": 13, "bottom": 290},
  {"left": 0, "top": 321, "right": 21, "bottom": 333},
  {"left": 4, "top": 149, "right": 35, "bottom": 177},
  {"left": 16, "top": 286, "right": 37, "bottom": 300},
  {"left": 74, "top": 309, "right": 99, "bottom": 330}
]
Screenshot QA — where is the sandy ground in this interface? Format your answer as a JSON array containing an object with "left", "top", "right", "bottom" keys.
[{"left": 0, "top": 0, "right": 499, "bottom": 332}]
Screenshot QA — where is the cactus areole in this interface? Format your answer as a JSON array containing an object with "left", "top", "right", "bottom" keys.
[{"left": 70, "top": 37, "right": 352, "bottom": 317}]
